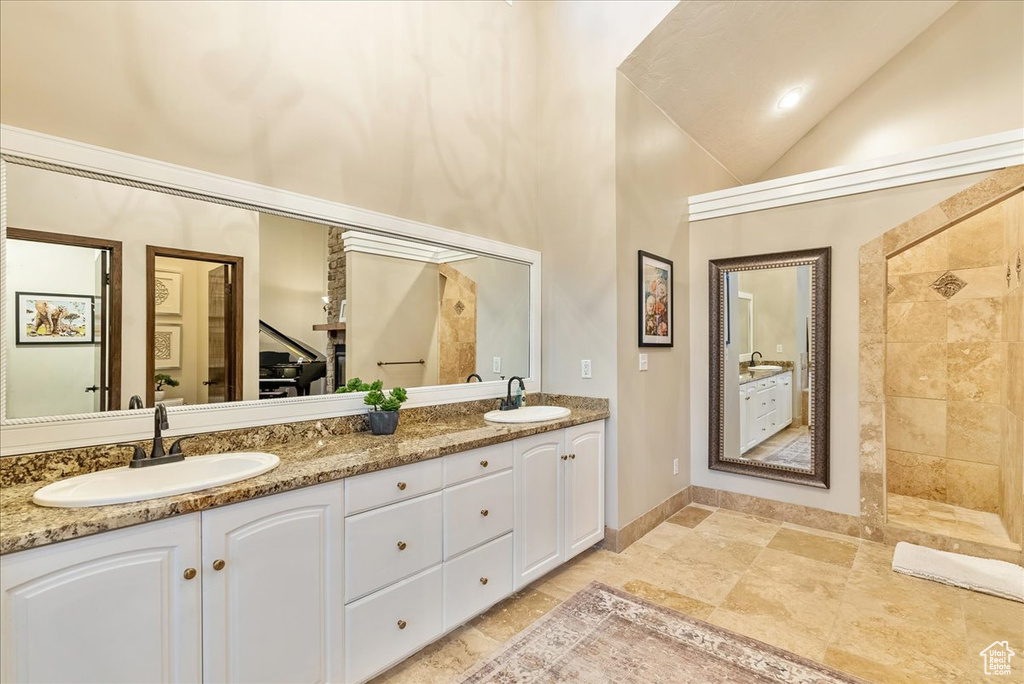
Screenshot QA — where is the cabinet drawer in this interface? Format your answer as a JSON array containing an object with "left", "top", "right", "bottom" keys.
[
  {"left": 756, "top": 377, "right": 778, "bottom": 390},
  {"left": 345, "top": 458, "right": 442, "bottom": 516},
  {"left": 443, "top": 442, "right": 513, "bottom": 487},
  {"left": 754, "top": 390, "right": 773, "bottom": 418},
  {"left": 345, "top": 565, "right": 443, "bottom": 684},
  {"left": 345, "top": 492, "right": 442, "bottom": 602},
  {"left": 443, "top": 533, "right": 513, "bottom": 630},
  {"left": 443, "top": 471, "right": 513, "bottom": 560}
]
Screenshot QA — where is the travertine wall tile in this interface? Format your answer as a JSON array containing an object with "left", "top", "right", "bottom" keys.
[
  {"left": 947, "top": 297, "right": 1002, "bottom": 342},
  {"left": 888, "top": 229, "right": 948, "bottom": 275},
  {"left": 947, "top": 342, "right": 1003, "bottom": 403},
  {"left": 886, "top": 449, "right": 947, "bottom": 500},
  {"left": 858, "top": 262, "right": 887, "bottom": 334},
  {"left": 945, "top": 460, "right": 1000, "bottom": 513},
  {"left": 885, "top": 396, "right": 946, "bottom": 457},
  {"left": 947, "top": 265, "right": 1007, "bottom": 300},
  {"left": 946, "top": 401, "right": 1001, "bottom": 464},
  {"left": 885, "top": 342, "right": 946, "bottom": 399},
  {"left": 886, "top": 301, "right": 947, "bottom": 342},
  {"left": 947, "top": 202, "right": 1005, "bottom": 270}
]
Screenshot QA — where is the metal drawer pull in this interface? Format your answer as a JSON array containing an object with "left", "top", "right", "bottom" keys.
[
  {"left": 569, "top": 454, "right": 576, "bottom": 460},
  {"left": 213, "top": 559, "right": 226, "bottom": 571},
  {"left": 480, "top": 460, "right": 489, "bottom": 467},
  {"left": 397, "top": 620, "right": 407, "bottom": 630},
  {"left": 479, "top": 577, "right": 489, "bottom": 585},
  {"left": 561, "top": 454, "right": 568, "bottom": 461},
  {"left": 480, "top": 509, "right": 489, "bottom": 517},
  {"left": 184, "top": 568, "right": 197, "bottom": 580},
  {"left": 397, "top": 481, "right": 407, "bottom": 491},
  {"left": 397, "top": 541, "right": 407, "bottom": 551}
]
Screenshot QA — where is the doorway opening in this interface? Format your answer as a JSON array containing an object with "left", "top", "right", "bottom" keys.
[
  {"left": 146, "top": 246, "right": 243, "bottom": 407},
  {"left": 5, "top": 228, "right": 121, "bottom": 416}
]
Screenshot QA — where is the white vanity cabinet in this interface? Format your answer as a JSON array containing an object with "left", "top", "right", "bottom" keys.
[
  {"left": 513, "top": 421, "right": 605, "bottom": 589},
  {"left": 0, "top": 482, "right": 343, "bottom": 684},
  {"left": 0, "top": 515, "right": 203, "bottom": 684},
  {"left": 740, "top": 371, "right": 793, "bottom": 453}
]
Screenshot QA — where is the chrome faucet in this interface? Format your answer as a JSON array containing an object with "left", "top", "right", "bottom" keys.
[
  {"left": 750, "top": 351, "right": 763, "bottom": 368},
  {"left": 500, "top": 376, "right": 525, "bottom": 411},
  {"left": 119, "top": 405, "right": 193, "bottom": 468}
]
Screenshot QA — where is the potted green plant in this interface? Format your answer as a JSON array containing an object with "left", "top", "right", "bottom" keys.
[
  {"left": 337, "top": 377, "right": 408, "bottom": 435},
  {"left": 153, "top": 373, "right": 179, "bottom": 402}
]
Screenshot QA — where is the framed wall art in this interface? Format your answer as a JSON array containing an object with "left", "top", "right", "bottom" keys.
[
  {"left": 638, "top": 251, "right": 673, "bottom": 347},
  {"left": 16, "top": 292, "right": 96, "bottom": 345}
]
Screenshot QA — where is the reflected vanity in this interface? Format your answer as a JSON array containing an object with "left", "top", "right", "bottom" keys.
[{"left": 708, "top": 248, "right": 831, "bottom": 488}]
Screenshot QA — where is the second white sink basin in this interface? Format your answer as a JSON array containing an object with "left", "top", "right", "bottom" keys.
[
  {"left": 33, "top": 452, "right": 281, "bottom": 508},
  {"left": 749, "top": 364, "right": 784, "bottom": 372},
  {"left": 484, "top": 406, "right": 571, "bottom": 424}
]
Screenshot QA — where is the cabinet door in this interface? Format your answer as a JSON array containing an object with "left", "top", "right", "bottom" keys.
[
  {"left": 739, "top": 387, "right": 751, "bottom": 453},
  {"left": 513, "top": 430, "right": 564, "bottom": 590},
  {"left": 564, "top": 422, "right": 605, "bottom": 560},
  {"left": 1, "top": 515, "right": 202, "bottom": 684},
  {"left": 778, "top": 372, "right": 794, "bottom": 426},
  {"left": 202, "top": 483, "right": 343, "bottom": 684}
]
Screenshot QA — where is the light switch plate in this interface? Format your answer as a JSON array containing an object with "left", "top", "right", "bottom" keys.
[
  {"left": 673, "top": 458, "right": 679, "bottom": 475},
  {"left": 776, "top": 344, "right": 783, "bottom": 353},
  {"left": 639, "top": 353, "right": 648, "bottom": 371},
  {"left": 492, "top": 357, "right": 501, "bottom": 374},
  {"left": 581, "top": 359, "right": 592, "bottom": 379}
]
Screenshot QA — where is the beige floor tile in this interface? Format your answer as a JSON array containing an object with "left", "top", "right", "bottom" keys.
[
  {"left": 692, "top": 509, "right": 782, "bottom": 545},
  {"left": 766, "top": 526, "right": 860, "bottom": 567},
  {"left": 620, "top": 579, "right": 715, "bottom": 619},
  {"left": 470, "top": 588, "right": 561, "bottom": 643},
  {"left": 708, "top": 607, "right": 828, "bottom": 662},
  {"left": 746, "top": 546, "right": 852, "bottom": 588},
  {"left": 630, "top": 518, "right": 693, "bottom": 550},
  {"left": 718, "top": 566, "right": 844, "bottom": 642},
  {"left": 665, "top": 505, "right": 713, "bottom": 528},
  {"left": 629, "top": 551, "right": 744, "bottom": 606},
  {"left": 824, "top": 647, "right": 939, "bottom": 684},
  {"left": 663, "top": 529, "right": 764, "bottom": 573}
]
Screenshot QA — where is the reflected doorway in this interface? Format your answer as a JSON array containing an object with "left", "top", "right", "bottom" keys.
[
  {"left": 5, "top": 228, "right": 121, "bottom": 416},
  {"left": 146, "top": 247, "right": 243, "bottom": 407}
]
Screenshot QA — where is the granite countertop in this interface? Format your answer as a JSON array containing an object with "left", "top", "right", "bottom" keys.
[
  {"left": 738, "top": 366, "right": 792, "bottom": 386},
  {"left": 0, "top": 399, "right": 608, "bottom": 555}
]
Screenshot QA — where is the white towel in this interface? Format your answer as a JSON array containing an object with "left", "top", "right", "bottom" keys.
[{"left": 892, "top": 542, "right": 1023, "bottom": 603}]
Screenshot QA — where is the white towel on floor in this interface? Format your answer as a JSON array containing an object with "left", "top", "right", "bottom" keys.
[{"left": 892, "top": 542, "right": 1024, "bottom": 603}]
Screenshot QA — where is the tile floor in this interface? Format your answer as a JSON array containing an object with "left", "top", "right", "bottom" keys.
[
  {"left": 888, "top": 493, "right": 1019, "bottom": 550},
  {"left": 371, "top": 504, "right": 1024, "bottom": 684},
  {"left": 741, "top": 425, "right": 812, "bottom": 470}
]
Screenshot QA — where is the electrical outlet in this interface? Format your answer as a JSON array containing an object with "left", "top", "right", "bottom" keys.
[
  {"left": 776, "top": 344, "right": 783, "bottom": 353},
  {"left": 492, "top": 357, "right": 502, "bottom": 374},
  {"left": 673, "top": 458, "right": 679, "bottom": 475},
  {"left": 639, "top": 353, "right": 648, "bottom": 371},
  {"left": 581, "top": 359, "right": 592, "bottom": 379}
]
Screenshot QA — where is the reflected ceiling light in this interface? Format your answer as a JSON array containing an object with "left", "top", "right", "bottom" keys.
[{"left": 777, "top": 87, "right": 803, "bottom": 110}]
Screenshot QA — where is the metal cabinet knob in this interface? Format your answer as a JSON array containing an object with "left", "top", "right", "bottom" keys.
[
  {"left": 213, "top": 559, "right": 226, "bottom": 571},
  {"left": 561, "top": 454, "right": 568, "bottom": 461},
  {"left": 479, "top": 577, "right": 489, "bottom": 585},
  {"left": 184, "top": 568, "right": 197, "bottom": 580},
  {"left": 397, "top": 541, "right": 407, "bottom": 551},
  {"left": 569, "top": 454, "right": 576, "bottom": 460},
  {"left": 397, "top": 481, "right": 407, "bottom": 491},
  {"left": 480, "top": 460, "right": 489, "bottom": 468},
  {"left": 397, "top": 620, "right": 407, "bottom": 630},
  {"left": 480, "top": 509, "right": 489, "bottom": 517}
]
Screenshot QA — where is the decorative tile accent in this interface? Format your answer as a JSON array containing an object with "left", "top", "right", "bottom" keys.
[
  {"left": 886, "top": 282, "right": 895, "bottom": 296},
  {"left": 454, "top": 300, "right": 466, "bottom": 315},
  {"left": 930, "top": 271, "right": 967, "bottom": 299}
]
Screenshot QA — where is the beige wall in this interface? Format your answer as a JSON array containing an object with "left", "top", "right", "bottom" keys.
[
  {"left": 346, "top": 252, "right": 439, "bottom": 389},
  {"left": 884, "top": 199, "right": 1012, "bottom": 513},
  {"left": 614, "top": 73, "right": 736, "bottom": 527},
  {"left": 0, "top": 0, "right": 540, "bottom": 250},
  {"left": 5, "top": 163, "right": 261, "bottom": 406},
  {"left": 690, "top": 174, "right": 988, "bottom": 516},
  {"left": 763, "top": 0, "right": 1024, "bottom": 180}
]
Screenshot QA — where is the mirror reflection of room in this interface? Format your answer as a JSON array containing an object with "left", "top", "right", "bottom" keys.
[
  {"left": 2, "top": 162, "right": 532, "bottom": 417},
  {"left": 723, "top": 264, "right": 813, "bottom": 471}
]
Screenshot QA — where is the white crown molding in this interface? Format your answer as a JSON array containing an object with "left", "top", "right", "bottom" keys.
[
  {"left": 0, "top": 125, "right": 542, "bottom": 456},
  {"left": 688, "top": 129, "right": 1024, "bottom": 222},
  {"left": 342, "top": 231, "right": 474, "bottom": 264}
]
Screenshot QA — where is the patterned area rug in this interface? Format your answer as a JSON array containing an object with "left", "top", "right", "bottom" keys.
[
  {"left": 461, "top": 582, "right": 864, "bottom": 683},
  {"left": 763, "top": 431, "right": 812, "bottom": 469}
]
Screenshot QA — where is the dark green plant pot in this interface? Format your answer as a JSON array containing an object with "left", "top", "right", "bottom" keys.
[{"left": 368, "top": 410, "right": 399, "bottom": 435}]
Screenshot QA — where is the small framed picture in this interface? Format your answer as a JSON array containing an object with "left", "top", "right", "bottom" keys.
[
  {"left": 338, "top": 299, "right": 347, "bottom": 323},
  {"left": 154, "top": 270, "right": 182, "bottom": 315},
  {"left": 16, "top": 292, "right": 96, "bottom": 345},
  {"left": 154, "top": 323, "right": 182, "bottom": 369},
  {"left": 638, "top": 251, "right": 673, "bottom": 348}
]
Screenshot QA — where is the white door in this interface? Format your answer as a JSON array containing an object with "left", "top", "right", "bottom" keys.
[
  {"left": 513, "top": 430, "right": 564, "bottom": 589},
  {"left": 0, "top": 515, "right": 202, "bottom": 684},
  {"left": 202, "top": 483, "right": 344, "bottom": 684},
  {"left": 564, "top": 422, "right": 605, "bottom": 560}
]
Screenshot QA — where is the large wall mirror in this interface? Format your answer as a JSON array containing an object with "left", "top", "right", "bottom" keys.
[
  {"left": 0, "top": 128, "right": 539, "bottom": 455},
  {"left": 708, "top": 248, "right": 831, "bottom": 488}
]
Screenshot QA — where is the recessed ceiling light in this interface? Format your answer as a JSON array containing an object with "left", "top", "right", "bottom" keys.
[{"left": 777, "top": 87, "right": 803, "bottom": 110}]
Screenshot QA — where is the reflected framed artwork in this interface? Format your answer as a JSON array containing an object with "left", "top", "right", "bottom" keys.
[
  {"left": 154, "top": 323, "right": 182, "bottom": 370},
  {"left": 15, "top": 292, "right": 96, "bottom": 345},
  {"left": 638, "top": 250, "right": 673, "bottom": 347},
  {"left": 154, "top": 270, "right": 182, "bottom": 315}
]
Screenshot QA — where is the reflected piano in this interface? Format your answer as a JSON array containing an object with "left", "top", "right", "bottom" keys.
[{"left": 258, "top": 320, "right": 327, "bottom": 397}]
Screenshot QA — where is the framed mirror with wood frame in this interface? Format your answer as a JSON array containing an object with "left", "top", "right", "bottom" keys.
[{"left": 708, "top": 247, "right": 831, "bottom": 488}]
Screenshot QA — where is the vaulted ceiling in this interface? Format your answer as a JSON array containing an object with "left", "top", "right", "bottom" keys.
[{"left": 620, "top": 0, "right": 956, "bottom": 182}]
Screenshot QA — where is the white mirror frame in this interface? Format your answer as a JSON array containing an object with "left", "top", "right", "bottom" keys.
[{"left": 0, "top": 125, "right": 542, "bottom": 456}]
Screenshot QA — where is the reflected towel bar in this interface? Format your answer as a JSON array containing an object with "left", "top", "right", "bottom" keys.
[{"left": 377, "top": 359, "right": 426, "bottom": 367}]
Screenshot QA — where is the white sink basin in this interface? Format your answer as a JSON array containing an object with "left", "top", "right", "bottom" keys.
[
  {"left": 484, "top": 406, "right": 571, "bottom": 424},
  {"left": 749, "top": 365, "right": 783, "bottom": 372},
  {"left": 33, "top": 452, "right": 281, "bottom": 508}
]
